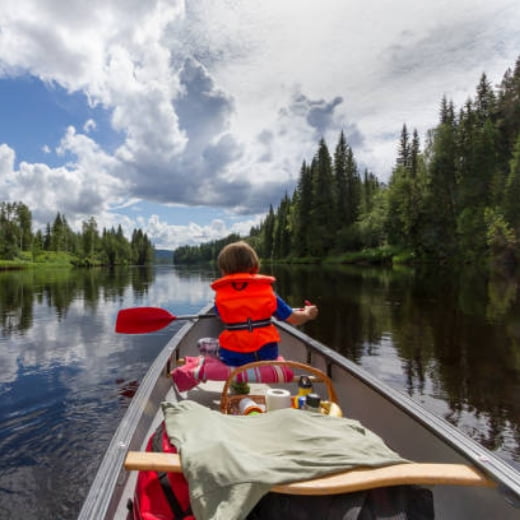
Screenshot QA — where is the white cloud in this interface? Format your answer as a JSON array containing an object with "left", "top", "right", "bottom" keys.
[
  {"left": 1, "top": 0, "right": 519, "bottom": 248},
  {"left": 134, "top": 213, "right": 262, "bottom": 250},
  {"left": 0, "top": 130, "right": 126, "bottom": 228},
  {"left": 83, "top": 119, "right": 96, "bottom": 133}
]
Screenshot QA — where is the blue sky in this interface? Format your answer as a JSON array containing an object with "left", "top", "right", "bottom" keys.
[
  {"left": 0, "top": 77, "right": 120, "bottom": 166},
  {"left": 1, "top": 0, "right": 519, "bottom": 249}
]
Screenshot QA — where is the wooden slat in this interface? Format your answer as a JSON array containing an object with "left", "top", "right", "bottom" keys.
[
  {"left": 126, "top": 451, "right": 182, "bottom": 473},
  {"left": 124, "top": 452, "right": 496, "bottom": 495}
]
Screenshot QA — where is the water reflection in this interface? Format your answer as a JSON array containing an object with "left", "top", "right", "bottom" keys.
[
  {"left": 271, "top": 263, "right": 520, "bottom": 466},
  {"left": 0, "top": 266, "right": 156, "bottom": 335},
  {"left": 0, "top": 266, "right": 214, "bottom": 520},
  {"left": 0, "top": 263, "right": 519, "bottom": 519}
]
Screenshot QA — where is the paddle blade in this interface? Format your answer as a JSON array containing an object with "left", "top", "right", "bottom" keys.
[{"left": 115, "top": 307, "right": 176, "bottom": 334}]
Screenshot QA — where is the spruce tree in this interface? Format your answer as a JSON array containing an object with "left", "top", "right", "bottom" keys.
[
  {"left": 503, "top": 133, "right": 520, "bottom": 233},
  {"left": 272, "top": 193, "right": 291, "bottom": 259},
  {"left": 424, "top": 99, "right": 459, "bottom": 256},
  {"left": 308, "top": 139, "right": 335, "bottom": 256},
  {"left": 333, "top": 131, "right": 349, "bottom": 228},
  {"left": 292, "top": 162, "right": 312, "bottom": 257},
  {"left": 397, "top": 124, "right": 410, "bottom": 170},
  {"left": 262, "top": 205, "right": 276, "bottom": 258},
  {"left": 344, "top": 144, "right": 361, "bottom": 227}
]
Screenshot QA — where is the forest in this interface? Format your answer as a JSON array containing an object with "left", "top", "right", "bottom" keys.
[
  {"left": 2, "top": 56, "right": 520, "bottom": 270},
  {"left": 0, "top": 205, "right": 154, "bottom": 266},
  {"left": 175, "top": 56, "right": 520, "bottom": 270}
]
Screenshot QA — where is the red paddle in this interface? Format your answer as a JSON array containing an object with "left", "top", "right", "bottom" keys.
[{"left": 115, "top": 307, "right": 215, "bottom": 334}]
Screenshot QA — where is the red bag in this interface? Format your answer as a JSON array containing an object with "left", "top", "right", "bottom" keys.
[{"left": 130, "top": 422, "right": 194, "bottom": 520}]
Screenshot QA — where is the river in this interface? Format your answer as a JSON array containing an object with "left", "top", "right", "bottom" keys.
[{"left": 0, "top": 263, "right": 519, "bottom": 519}]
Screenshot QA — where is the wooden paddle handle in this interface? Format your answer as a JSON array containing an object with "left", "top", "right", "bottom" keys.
[
  {"left": 220, "top": 359, "right": 338, "bottom": 413},
  {"left": 124, "top": 452, "right": 496, "bottom": 495}
]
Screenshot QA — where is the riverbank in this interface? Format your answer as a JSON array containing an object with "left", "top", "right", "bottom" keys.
[
  {"left": 0, "top": 251, "right": 77, "bottom": 270},
  {"left": 260, "top": 246, "right": 412, "bottom": 266}
]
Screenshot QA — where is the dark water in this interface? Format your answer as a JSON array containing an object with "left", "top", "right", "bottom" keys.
[{"left": 0, "top": 264, "right": 519, "bottom": 519}]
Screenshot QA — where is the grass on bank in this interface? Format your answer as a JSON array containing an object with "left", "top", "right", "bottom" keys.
[
  {"left": 2, "top": 245, "right": 415, "bottom": 270},
  {"left": 263, "top": 246, "right": 412, "bottom": 266},
  {"left": 0, "top": 251, "right": 77, "bottom": 269}
]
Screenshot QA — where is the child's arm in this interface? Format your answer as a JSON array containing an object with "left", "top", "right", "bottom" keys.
[{"left": 285, "top": 304, "right": 318, "bottom": 326}]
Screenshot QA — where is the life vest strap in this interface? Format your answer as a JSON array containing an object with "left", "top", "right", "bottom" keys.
[{"left": 224, "top": 318, "right": 272, "bottom": 332}]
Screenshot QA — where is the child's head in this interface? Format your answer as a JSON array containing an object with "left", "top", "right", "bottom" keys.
[{"left": 217, "top": 241, "right": 259, "bottom": 275}]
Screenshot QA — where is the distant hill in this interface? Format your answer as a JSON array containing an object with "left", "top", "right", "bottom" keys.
[{"left": 154, "top": 249, "right": 174, "bottom": 264}]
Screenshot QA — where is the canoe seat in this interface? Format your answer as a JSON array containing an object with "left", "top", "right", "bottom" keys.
[{"left": 124, "top": 452, "right": 496, "bottom": 495}]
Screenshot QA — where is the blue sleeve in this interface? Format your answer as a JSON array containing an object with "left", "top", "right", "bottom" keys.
[{"left": 274, "top": 295, "right": 293, "bottom": 321}]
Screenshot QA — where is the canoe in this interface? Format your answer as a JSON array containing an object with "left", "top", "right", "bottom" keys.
[{"left": 78, "top": 304, "right": 520, "bottom": 519}]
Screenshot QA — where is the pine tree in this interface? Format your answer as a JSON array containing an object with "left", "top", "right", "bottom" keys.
[
  {"left": 292, "top": 161, "right": 312, "bottom": 257},
  {"left": 262, "top": 205, "right": 276, "bottom": 258},
  {"left": 51, "top": 213, "right": 65, "bottom": 251},
  {"left": 15, "top": 202, "right": 32, "bottom": 250},
  {"left": 503, "top": 133, "right": 520, "bottom": 233},
  {"left": 361, "top": 169, "right": 380, "bottom": 214},
  {"left": 82, "top": 217, "right": 99, "bottom": 258},
  {"left": 397, "top": 124, "right": 410, "bottom": 170},
  {"left": 272, "top": 193, "right": 291, "bottom": 259},
  {"left": 424, "top": 99, "right": 459, "bottom": 256},
  {"left": 496, "top": 57, "right": 520, "bottom": 175},
  {"left": 0, "top": 202, "right": 20, "bottom": 259},
  {"left": 308, "top": 139, "right": 336, "bottom": 256},
  {"left": 334, "top": 131, "right": 349, "bottom": 227},
  {"left": 474, "top": 73, "right": 496, "bottom": 123}
]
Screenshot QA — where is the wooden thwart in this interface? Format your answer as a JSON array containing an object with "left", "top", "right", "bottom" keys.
[{"left": 124, "top": 452, "right": 496, "bottom": 495}]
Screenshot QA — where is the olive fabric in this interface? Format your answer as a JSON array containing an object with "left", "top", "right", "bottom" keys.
[{"left": 162, "top": 401, "right": 409, "bottom": 520}]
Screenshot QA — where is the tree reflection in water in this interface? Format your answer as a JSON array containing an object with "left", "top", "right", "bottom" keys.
[{"left": 0, "top": 263, "right": 519, "bottom": 519}]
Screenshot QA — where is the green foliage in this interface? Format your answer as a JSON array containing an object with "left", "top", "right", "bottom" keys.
[
  {"left": 357, "top": 188, "right": 388, "bottom": 249},
  {"left": 0, "top": 205, "right": 154, "bottom": 266},
  {"left": 307, "top": 139, "right": 336, "bottom": 256},
  {"left": 174, "top": 49, "right": 520, "bottom": 270},
  {"left": 174, "top": 234, "right": 241, "bottom": 265},
  {"left": 503, "top": 133, "right": 520, "bottom": 231},
  {"left": 0, "top": 202, "right": 30, "bottom": 260},
  {"left": 2, "top": 55, "right": 509, "bottom": 271},
  {"left": 484, "top": 208, "right": 517, "bottom": 267}
]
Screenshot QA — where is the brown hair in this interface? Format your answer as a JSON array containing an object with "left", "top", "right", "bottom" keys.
[{"left": 217, "top": 241, "right": 259, "bottom": 275}]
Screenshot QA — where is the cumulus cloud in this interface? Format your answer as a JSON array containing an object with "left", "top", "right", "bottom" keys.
[
  {"left": 0, "top": 0, "right": 519, "bottom": 248},
  {"left": 83, "top": 119, "right": 96, "bottom": 133},
  {"left": 0, "top": 129, "right": 125, "bottom": 228}
]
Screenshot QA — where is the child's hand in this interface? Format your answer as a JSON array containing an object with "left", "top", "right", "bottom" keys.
[
  {"left": 304, "top": 304, "right": 318, "bottom": 320},
  {"left": 287, "top": 301, "right": 318, "bottom": 326}
]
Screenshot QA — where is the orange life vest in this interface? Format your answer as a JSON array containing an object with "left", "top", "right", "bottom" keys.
[{"left": 211, "top": 273, "right": 280, "bottom": 353}]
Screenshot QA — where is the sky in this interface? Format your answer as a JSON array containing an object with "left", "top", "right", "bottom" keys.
[{"left": 1, "top": 1, "right": 519, "bottom": 250}]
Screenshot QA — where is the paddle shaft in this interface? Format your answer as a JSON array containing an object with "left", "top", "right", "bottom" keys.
[{"left": 169, "top": 313, "right": 216, "bottom": 321}]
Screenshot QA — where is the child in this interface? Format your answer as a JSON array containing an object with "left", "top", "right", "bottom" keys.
[{"left": 211, "top": 241, "right": 318, "bottom": 366}]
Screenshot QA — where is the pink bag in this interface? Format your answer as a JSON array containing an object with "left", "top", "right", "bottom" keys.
[{"left": 171, "top": 355, "right": 294, "bottom": 392}]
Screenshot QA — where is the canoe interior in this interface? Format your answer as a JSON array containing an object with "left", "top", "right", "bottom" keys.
[{"left": 78, "top": 308, "right": 520, "bottom": 520}]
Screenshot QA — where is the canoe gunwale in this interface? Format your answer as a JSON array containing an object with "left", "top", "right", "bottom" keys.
[
  {"left": 77, "top": 306, "right": 211, "bottom": 520},
  {"left": 276, "top": 320, "right": 520, "bottom": 507},
  {"left": 79, "top": 304, "right": 520, "bottom": 518}
]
